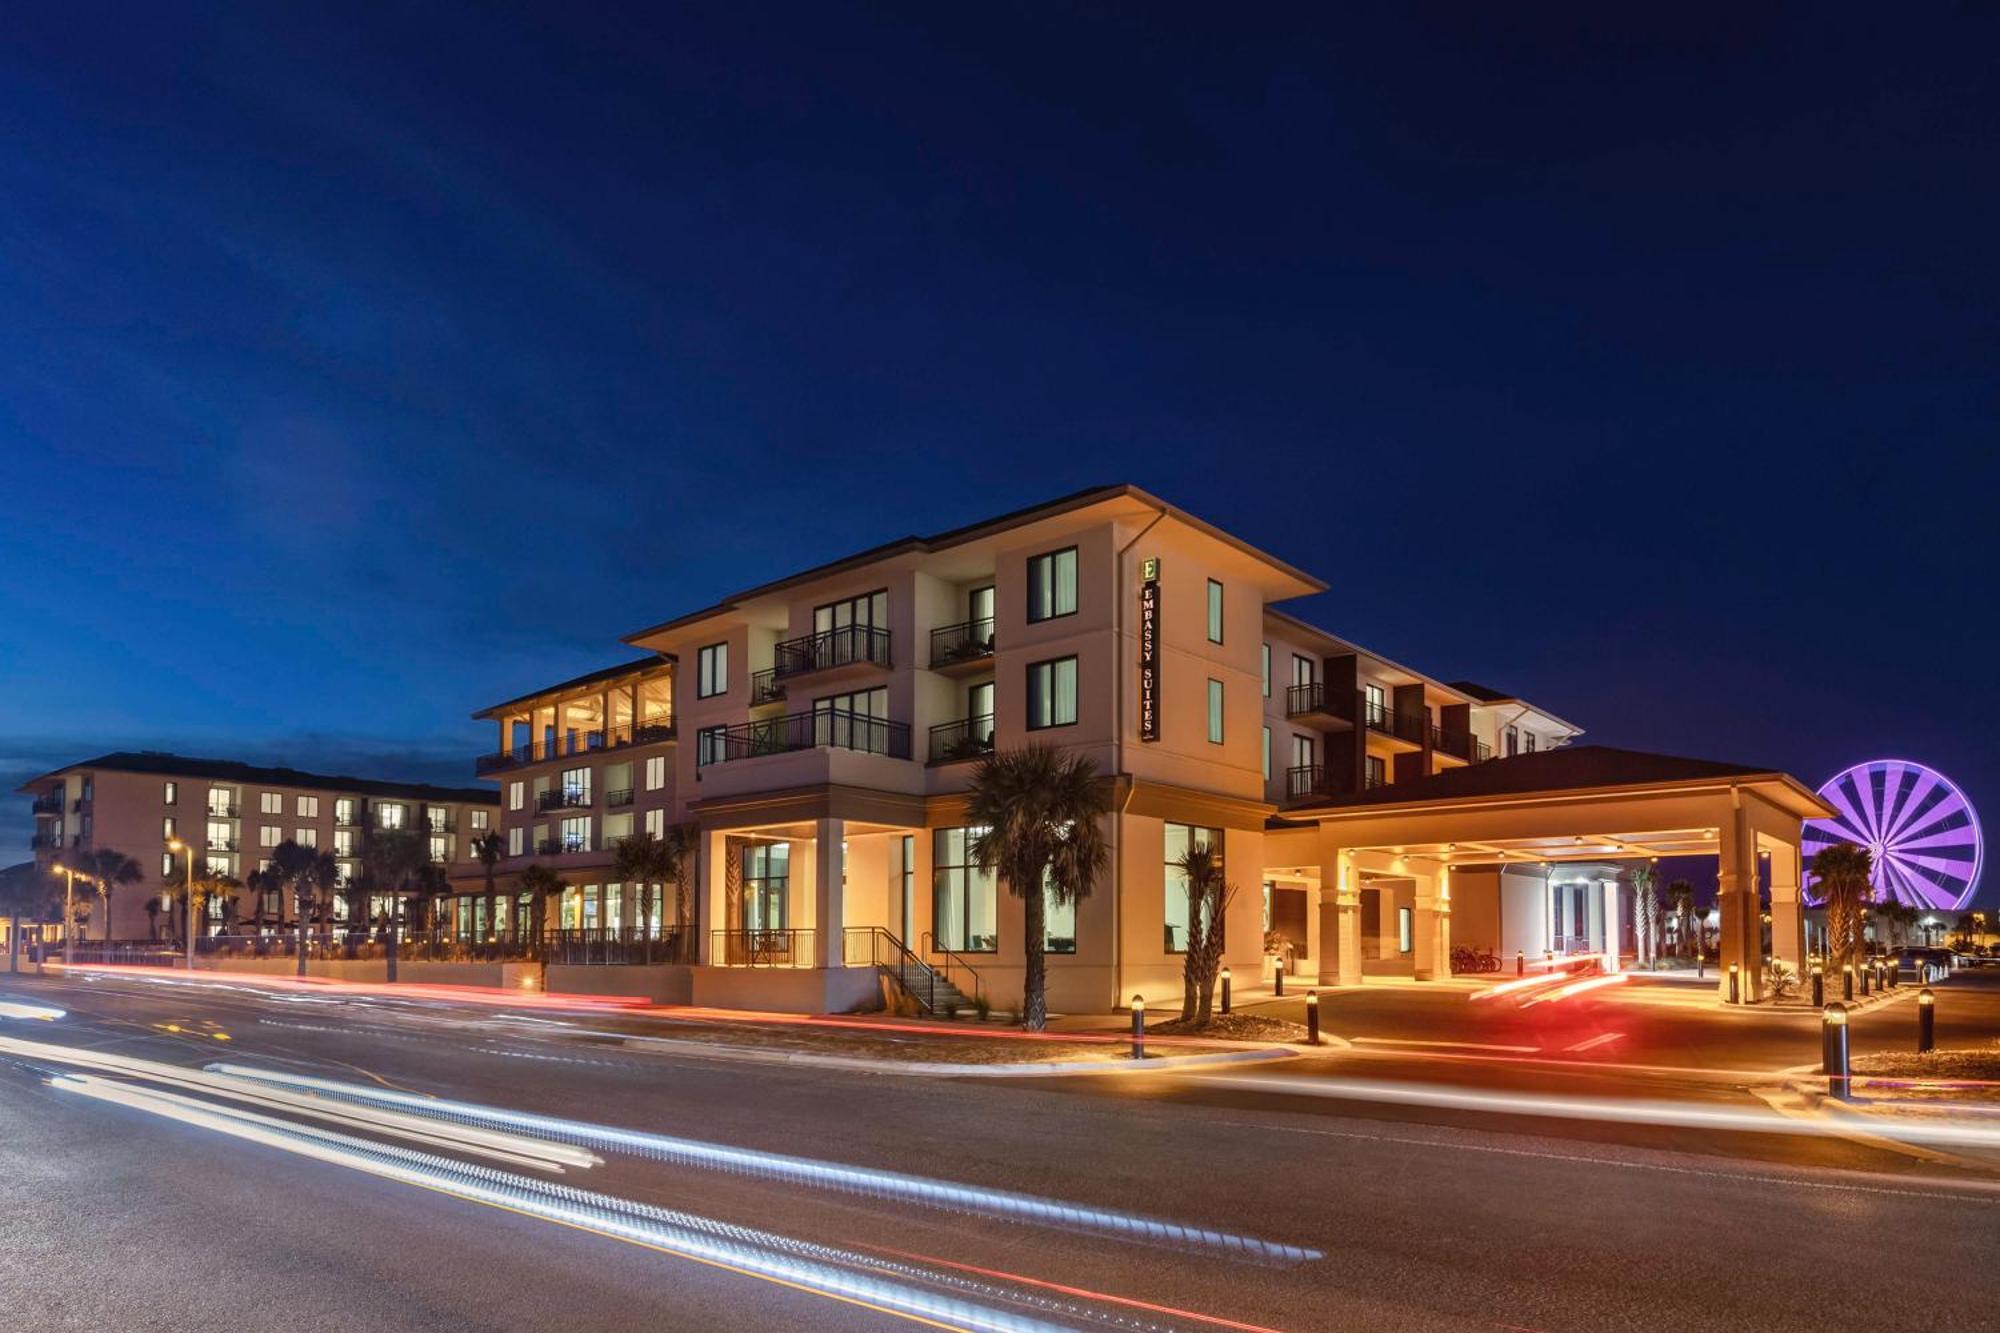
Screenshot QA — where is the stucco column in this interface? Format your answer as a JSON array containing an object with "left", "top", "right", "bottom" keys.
[
  {"left": 1716, "top": 804, "right": 1762, "bottom": 1001},
  {"left": 1304, "top": 879, "right": 1322, "bottom": 979},
  {"left": 1316, "top": 836, "right": 1362, "bottom": 987},
  {"left": 697, "top": 828, "right": 727, "bottom": 965},
  {"left": 1768, "top": 841, "right": 1804, "bottom": 972},
  {"left": 1413, "top": 866, "right": 1449, "bottom": 981},
  {"left": 815, "top": 817, "right": 845, "bottom": 968},
  {"left": 1601, "top": 879, "right": 1622, "bottom": 972}
]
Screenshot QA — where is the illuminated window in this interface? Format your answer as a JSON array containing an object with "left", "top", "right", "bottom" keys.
[
  {"left": 742, "top": 844, "right": 789, "bottom": 932},
  {"left": 260, "top": 792, "right": 282, "bottom": 815},
  {"left": 696, "top": 726, "right": 728, "bottom": 767},
  {"left": 470, "top": 809, "right": 489, "bottom": 831},
  {"left": 644, "top": 756, "right": 666, "bottom": 790},
  {"left": 643, "top": 808, "right": 664, "bottom": 839},
  {"left": 163, "top": 782, "right": 177, "bottom": 806},
  {"left": 560, "top": 815, "right": 591, "bottom": 853},
  {"left": 933, "top": 827, "right": 997, "bottom": 953},
  {"left": 1206, "top": 579, "right": 1224, "bottom": 644},
  {"left": 1261, "top": 726, "right": 1271, "bottom": 780},
  {"left": 1207, "top": 679, "right": 1224, "bottom": 744},
  {"left": 507, "top": 782, "right": 524, "bottom": 812},
  {"left": 1398, "top": 906, "right": 1413, "bottom": 955},
  {"left": 1366, "top": 755, "right": 1386, "bottom": 788},
  {"left": 1261, "top": 643, "right": 1270, "bottom": 697},
  {"left": 1042, "top": 867, "right": 1076, "bottom": 955},
  {"left": 1026, "top": 547, "right": 1078, "bottom": 622},
  {"left": 377, "top": 803, "right": 406, "bottom": 830},
  {"left": 259, "top": 825, "right": 280, "bottom": 848},
  {"left": 1163, "top": 823, "right": 1223, "bottom": 955},
  {"left": 507, "top": 827, "right": 523, "bottom": 857},
  {"left": 294, "top": 828, "right": 316, "bottom": 849}
]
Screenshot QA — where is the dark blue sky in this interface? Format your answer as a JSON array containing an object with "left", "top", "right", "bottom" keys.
[{"left": 2, "top": 4, "right": 1994, "bottom": 900}]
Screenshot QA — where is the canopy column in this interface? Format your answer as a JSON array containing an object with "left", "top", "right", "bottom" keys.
[
  {"left": 1601, "top": 878, "right": 1622, "bottom": 972},
  {"left": 1717, "top": 802, "right": 1763, "bottom": 1001},
  {"left": 1316, "top": 833, "right": 1361, "bottom": 987},
  {"left": 1767, "top": 838, "right": 1804, "bottom": 972},
  {"left": 1413, "top": 864, "right": 1450, "bottom": 981}
]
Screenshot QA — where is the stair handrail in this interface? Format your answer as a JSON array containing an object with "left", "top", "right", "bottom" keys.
[
  {"left": 844, "top": 925, "right": 941, "bottom": 1013},
  {"left": 919, "top": 930, "right": 985, "bottom": 1003}
]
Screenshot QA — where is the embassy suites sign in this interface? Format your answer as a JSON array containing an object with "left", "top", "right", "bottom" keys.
[{"left": 1139, "top": 556, "right": 1161, "bottom": 742}]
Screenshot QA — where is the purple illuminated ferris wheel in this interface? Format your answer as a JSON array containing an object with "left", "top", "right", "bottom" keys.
[{"left": 1803, "top": 760, "right": 1982, "bottom": 912}]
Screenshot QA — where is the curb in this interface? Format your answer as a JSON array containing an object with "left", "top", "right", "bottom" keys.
[{"left": 610, "top": 1033, "right": 1298, "bottom": 1079}]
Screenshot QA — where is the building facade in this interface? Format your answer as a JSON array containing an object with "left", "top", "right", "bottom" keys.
[{"left": 20, "top": 753, "right": 498, "bottom": 939}]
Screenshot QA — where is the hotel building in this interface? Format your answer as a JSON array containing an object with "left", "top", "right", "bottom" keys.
[
  {"left": 467, "top": 484, "right": 1832, "bottom": 1012},
  {"left": 20, "top": 753, "right": 498, "bottom": 938}
]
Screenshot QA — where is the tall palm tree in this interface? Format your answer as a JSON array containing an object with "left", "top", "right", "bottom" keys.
[
  {"left": 1812, "top": 843, "right": 1874, "bottom": 977},
  {"left": 270, "top": 840, "right": 338, "bottom": 976},
  {"left": 1630, "top": 863, "right": 1659, "bottom": 969},
  {"left": 472, "top": 831, "right": 503, "bottom": 939},
  {"left": 1667, "top": 880, "right": 1695, "bottom": 959},
  {"left": 186, "top": 864, "right": 242, "bottom": 942},
  {"left": 1175, "top": 843, "right": 1235, "bottom": 1024},
  {"left": 612, "top": 824, "right": 698, "bottom": 950},
  {"left": 79, "top": 848, "right": 141, "bottom": 941},
  {"left": 965, "top": 745, "right": 1110, "bottom": 1031},
  {"left": 517, "top": 863, "right": 566, "bottom": 957}
]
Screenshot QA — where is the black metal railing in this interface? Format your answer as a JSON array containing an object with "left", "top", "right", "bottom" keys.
[
  {"left": 476, "top": 721, "right": 677, "bottom": 775},
  {"left": 1363, "top": 701, "right": 1427, "bottom": 745},
  {"left": 711, "top": 928, "right": 817, "bottom": 967},
  {"left": 535, "top": 838, "right": 593, "bottom": 856},
  {"left": 604, "top": 788, "right": 634, "bottom": 808},
  {"left": 703, "top": 709, "right": 912, "bottom": 763},
  {"left": 928, "top": 714, "right": 995, "bottom": 764},
  {"left": 749, "top": 668, "right": 786, "bottom": 706},
  {"left": 928, "top": 617, "right": 995, "bottom": 669},
  {"left": 537, "top": 789, "right": 591, "bottom": 812},
  {"left": 540, "top": 927, "right": 695, "bottom": 966},
  {"left": 31, "top": 793, "right": 62, "bottom": 815},
  {"left": 206, "top": 804, "right": 240, "bottom": 819},
  {"left": 1471, "top": 738, "right": 1494, "bottom": 763},
  {"left": 772, "top": 625, "right": 891, "bottom": 678},
  {"left": 426, "top": 817, "right": 456, "bottom": 833},
  {"left": 920, "top": 931, "right": 986, "bottom": 1003},
  {"left": 208, "top": 838, "right": 240, "bottom": 852},
  {"left": 1285, "top": 764, "right": 1331, "bottom": 800},
  {"left": 1432, "top": 725, "right": 1474, "bottom": 761},
  {"left": 1364, "top": 767, "right": 1387, "bottom": 790},
  {"left": 844, "top": 926, "right": 974, "bottom": 1013},
  {"left": 1285, "top": 681, "right": 1354, "bottom": 722}
]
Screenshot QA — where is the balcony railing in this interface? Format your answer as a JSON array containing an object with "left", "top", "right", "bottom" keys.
[
  {"left": 206, "top": 804, "right": 240, "bottom": 819},
  {"left": 1363, "top": 702, "right": 1427, "bottom": 745},
  {"left": 928, "top": 617, "right": 995, "bottom": 670},
  {"left": 749, "top": 668, "right": 786, "bottom": 706},
  {"left": 928, "top": 714, "right": 996, "bottom": 764},
  {"left": 702, "top": 708, "right": 912, "bottom": 764},
  {"left": 1284, "top": 681, "right": 1354, "bottom": 722},
  {"left": 1432, "top": 725, "right": 1476, "bottom": 761},
  {"left": 31, "top": 793, "right": 62, "bottom": 815},
  {"left": 604, "top": 788, "right": 634, "bottom": 808},
  {"left": 29, "top": 833, "right": 56, "bottom": 850},
  {"left": 536, "top": 789, "right": 591, "bottom": 812},
  {"left": 711, "top": 928, "right": 817, "bottom": 968},
  {"left": 208, "top": 838, "right": 240, "bottom": 852},
  {"left": 772, "top": 625, "right": 891, "bottom": 679},
  {"left": 1471, "top": 737, "right": 1494, "bottom": 763},
  {"left": 1364, "top": 767, "right": 1387, "bottom": 790},
  {"left": 426, "top": 817, "right": 456, "bottom": 833},
  {"left": 1285, "top": 764, "right": 1333, "bottom": 801},
  {"left": 475, "top": 721, "right": 677, "bottom": 776},
  {"left": 534, "top": 838, "right": 594, "bottom": 857}
]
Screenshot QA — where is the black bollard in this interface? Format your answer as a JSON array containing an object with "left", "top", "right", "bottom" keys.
[
  {"left": 1220, "top": 966, "right": 1232, "bottom": 1015},
  {"left": 1131, "top": 994, "right": 1145, "bottom": 1060},
  {"left": 1822, "top": 1002, "right": 1851, "bottom": 1100},
  {"left": 1842, "top": 966, "right": 1854, "bottom": 1002},
  {"left": 1811, "top": 966, "right": 1824, "bottom": 1008},
  {"left": 1860, "top": 963, "right": 1870, "bottom": 997},
  {"left": 1305, "top": 989, "right": 1320, "bottom": 1046},
  {"left": 1516, "top": 950, "right": 1525, "bottom": 978},
  {"left": 1918, "top": 987, "right": 1935, "bottom": 1053},
  {"left": 1273, "top": 959, "right": 1284, "bottom": 998}
]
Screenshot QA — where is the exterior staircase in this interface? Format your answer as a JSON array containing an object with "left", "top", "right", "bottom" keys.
[{"left": 845, "top": 926, "right": 980, "bottom": 1016}]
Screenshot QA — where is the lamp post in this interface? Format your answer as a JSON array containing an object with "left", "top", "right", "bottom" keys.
[
  {"left": 166, "top": 838, "right": 194, "bottom": 970},
  {"left": 51, "top": 863, "right": 91, "bottom": 968}
]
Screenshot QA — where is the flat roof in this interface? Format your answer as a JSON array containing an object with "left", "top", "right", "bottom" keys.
[
  {"left": 473, "top": 656, "right": 671, "bottom": 720},
  {"left": 19, "top": 752, "right": 498, "bottom": 805},
  {"left": 623, "top": 483, "right": 1329, "bottom": 643}
]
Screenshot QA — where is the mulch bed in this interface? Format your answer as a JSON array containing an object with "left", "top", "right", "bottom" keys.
[
  {"left": 1148, "top": 1012, "right": 1311, "bottom": 1042},
  {"left": 1853, "top": 1042, "right": 2000, "bottom": 1101}
]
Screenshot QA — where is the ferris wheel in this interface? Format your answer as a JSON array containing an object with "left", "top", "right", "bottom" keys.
[{"left": 1803, "top": 759, "right": 1982, "bottom": 912}]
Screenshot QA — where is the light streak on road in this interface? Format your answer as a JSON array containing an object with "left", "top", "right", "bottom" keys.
[
  {"left": 1518, "top": 973, "right": 1629, "bottom": 1007},
  {"left": 0, "top": 1000, "right": 66, "bottom": 1021},
  {"left": 1562, "top": 1033, "right": 1625, "bottom": 1054},
  {"left": 1184, "top": 1071, "right": 2000, "bottom": 1150},
  {"left": 52, "top": 1073, "right": 1077, "bottom": 1332},
  {"left": 214, "top": 1063, "right": 1322, "bottom": 1265},
  {"left": 49, "top": 962, "right": 653, "bottom": 1012}
]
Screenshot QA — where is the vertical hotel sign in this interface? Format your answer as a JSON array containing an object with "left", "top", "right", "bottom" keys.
[{"left": 1138, "top": 556, "right": 1161, "bottom": 742}]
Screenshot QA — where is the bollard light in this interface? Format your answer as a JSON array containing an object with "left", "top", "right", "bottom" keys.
[
  {"left": 1305, "top": 989, "right": 1320, "bottom": 1046},
  {"left": 1220, "top": 965, "right": 1232, "bottom": 1015},
  {"left": 1728, "top": 961, "right": 1740, "bottom": 1005},
  {"left": 1811, "top": 965, "right": 1824, "bottom": 1009},
  {"left": 1516, "top": 950, "right": 1525, "bottom": 978},
  {"left": 1822, "top": 1002, "right": 1851, "bottom": 1100},
  {"left": 1274, "top": 958, "right": 1285, "bottom": 997},
  {"left": 1918, "top": 987, "right": 1935, "bottom": 1054},
  {"left": 1131, "top": 994, "right": 1145, "bottom": 1061},
  {"left": 1859, "top": 963, "right": 1870, "bottom": 997}
]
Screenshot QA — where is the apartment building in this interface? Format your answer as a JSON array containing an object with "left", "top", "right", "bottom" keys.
[
  {"left": 20, "top": 753, "right": 498, "bottom": 938},
  {"left": 471, "top": 484, "right": 1831, "bottom": 1010}
]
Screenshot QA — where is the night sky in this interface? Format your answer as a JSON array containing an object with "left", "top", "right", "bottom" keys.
[{"left": 2, "top": 6, "right": 1994, "bottom": 903}]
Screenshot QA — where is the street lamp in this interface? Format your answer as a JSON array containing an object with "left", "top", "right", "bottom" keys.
[
  {"left": 50, "top": 863, "right": 95, "bottom": 967},
  {"left": 166, "top": 838, "right": 195, "bottom": 970}
]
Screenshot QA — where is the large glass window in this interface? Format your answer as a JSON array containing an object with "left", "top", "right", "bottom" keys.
[
  {"left": 743, "top": 844, "right": 789, "bottom": 932},
  {"left": 644, "top": 756, "right": 666, "bottom": 790},
  {"left": 814, "top": 590, "right": 888, "bottom": 635},
  {"left": 933, "top": 827, "right": 998, "bottom": 953},
  {"left": 814, "top": 686, "right": 889, "bottom": 752},
  {"left": 1043, "top": 870, "right": 1076, "bottom": 955},
  {"left": 1163, "top": 823, "right": 1223, "bottom": 954},
  {"left": 696, "top": 725, "right": 728, "bottom": 766},
  {"left": 1026, "top": 547, "right": 1078, "bottom": 622},
  {"left": 507, "top": 782, "right": 524, "bottom": 811},
  {"left": 1207, "top": 678, "right": 1225, "bottom": 744},
  {"left": 560, "top": 815, "right": 591, "bottom": 853},
  {"left": 1206, "top": 579, "right": 1224, "bottom": 643},
  {"left": 378, "top": 803, "right": 406, "bottom": 829},
  {"left": 560, "top": 766, "right": 591, "bottom": 804},
  {"left": 336, "top": 797, "right": 359, "bottom": 825},
  {"left": 260, "top": 792, "right": 283, "bottom": 815},
  {"left": 1363, "top": 682, "right": 1386, "bottom": 726},
  {"left": 297, "top": 795, "right": 319, "bottom": 818},
  {"left": 207, "top": 787, "right": 234, "bottom": 816},
  {"left": 1027, "top": 656, "right": 1077, "bottom": 730},
  {"left": 1262, "top": 726, "right": 1271, "bottom": 780},
  {"left": 1292, "top": 654, "right": 1315, "bottom": 687},
  {"left": 697, "top": 642, "right": 729, "bottom": 698}
]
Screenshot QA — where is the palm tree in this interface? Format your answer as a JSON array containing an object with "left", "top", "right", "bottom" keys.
[
  {"left": 965, "top": 745, "right": 1110, "bottom": 1031},
  {"left": 612, "top": 824, "right": 698, "bottom": 955},
  {"left": 186, "top": 864, "right": 241, "bottom": 942},
  {"left": 1812, "top": 843, "right": 1874, "bottom": 978},
  {"left": 1174, "top": 843, "right": 1236, "bottom": 1025},
  {"left": 1630, "top": 863, "right": 1659, "bottom": 969},
  {"left": 407, "top": 861, "right": 451, "bottom": 956},
  {"left": 79, "top": 848, "right": 141, "bottom": 941},
  {"left": 517, "top": 864, "right": 566, "bottom": 957},
  {"left": 359, "top": 826, "right": 428, "bottom": 972},
  {"left": 270, "top": 840, "right": 338, "bottom": 975},
  {"left": 0, "top": 864, "right": 56, "bottom": 972},
  {"left": 1667, "top": 880, "right": 1695, "bottom": 960},
  {"left": 471, "top": 831, "right": 503, "bottom": 940}
]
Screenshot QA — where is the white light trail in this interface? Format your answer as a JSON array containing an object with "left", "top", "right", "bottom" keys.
[
  {"left": 0, "top": 1001, "right": 66, "bottom": 1021},
  {"left": 211, "top": 1063, "right": 1321, "bottom": 1265}
]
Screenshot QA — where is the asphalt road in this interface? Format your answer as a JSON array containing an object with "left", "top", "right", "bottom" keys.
[{"left": 2, "top": 968, "right": 1998, "bottom": 1332}]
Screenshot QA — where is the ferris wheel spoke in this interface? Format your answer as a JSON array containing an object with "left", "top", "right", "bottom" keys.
[
  {"left": 1878, "top": 768, "right": 1932, "bottom": 845},
  {"left": 1821, "top": 783, "right": 1877, "bottom": 847}
]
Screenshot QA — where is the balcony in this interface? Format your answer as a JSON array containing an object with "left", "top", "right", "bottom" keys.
[
  {"left": 30, "top": 833, "right": 56, "bottom": 850},
  {"left": 749, "top": 669, "right": 786, "bottom": 707},
  {"left": 536, "top": 789, "right": 592, "bottom": 812},
  {"left": 929, "top": 714, "right": 996, "bottom": 764},
  {"left": 476, "top": 720, "right": 677, "bottom": 775},
  {"left": 1284, "top": 681, "right": 1353, "bottom": 725},
  {"left": 533, "top": 838, "right": 594, "bottom": 857},
  {"left": 701, "top": 708, "right": 912, "bottom": 765},
  {"left": 1285, "top": 764, "right": 1336, "bottom": 802},
  {"left": 1432, "top": 725, "right": 1474, "bottom": 761},
  {"left": 31, "top": 793, "right": 62, "bottom": 816},
  {"left": 426, "top": 817, "right": 456, "bottom": 833},
  {"left": 928, "top": 617, "right": 995, "bottom": 674},
  {"left": 1363, "top": 702, "right": 1427, "bottom": 746},
  {"left": 209, "top": 838, "right": 240, "bottom": 853},
  {"left": 206, "top": 804, "right": 240, "bottom": 819},
  {"left": 771, "top": 625, "right": 891, "bottom": 680},
  {"left": 605, "top": 788, "right": 634, "bottom": 808}
]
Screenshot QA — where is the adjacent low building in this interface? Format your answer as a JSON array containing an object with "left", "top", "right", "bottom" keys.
[{"left": 19, "top": 752, "right": 498, "bottom": 938}]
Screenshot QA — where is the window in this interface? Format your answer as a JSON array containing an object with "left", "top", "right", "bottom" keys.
[
  {"left": 933, "top": 827, "right": 997, "bottom": 952},
  {"left": 1261, "top": 726, "right": 1272, "bottom": 780},
  {"left": 507, "top": 827, "right": 524, "bottom": 857},
  {"left": 207, "top": 787, "right": 233, "bottom": 816},
  {"left": 1206, "top": 579, "right": 1224, "bottom": 643},
  {"left": 812, "top": 687, "right": 889, "bottom": 751},
  {"left": 297, "top": 795, "right": 319, "bottom": 818},
  {"left": 1207, "top": 679, "right": 1224, "bottom": 744},
  {"left": 1363, "top": 682, "right": 1386, "bottom": 725},
  {"left": 1505, "top": 726, "right": 1519, "bottom": 757},
  {"left": 1292, "top": 654, "right": 1315, "bottom": 687},
  {"left": 260, "top": 792, "right": 283, "bottom": 815},
  {"left": 160, "top": 852, "right": 174, "bottom": 877},
  {"left": 470, "top": 809, "right": 489, "bottom": 831},
  {"left": 1398, "top": 905, "right": 1414, "bottom": 955},
  {"left": 335, "top": 797, "right": 357, "bottom": 825},
  {"left": 1524, "top": 733, "right": 1538, "bottom": 754},
  {"left": 644, "top": 756, "right": 666, "bottom": 790},
  {"left": 742, "top": 844, "right": 789, "bottom": 931},
  {"left": 378, "top": 803, "right": 405, "bottom": 830},
  {"left": 1292, "top": 733, "right": 1316, "bottom": 771},
  {"left": 508, "top": 781, "right": 525, "bottom": 811},
  {"left": 1261, "top": 643, "right": 1271, "bottom": 697},
  {"left": 604, "top": 812, "right": 633, "bottom": 846},
  {"left": 162, "top": 817, "right": 177, "bottom": 840},
  {"left": 334, "top": 829, "right": 355, "bottom": 857},
  {"left": 205, "top": 854, "right": 233, "bottom": 877},
  {"left": 696, "top": 725, "right": 729, "bottom": 767},
  {"left": 163, "top": 782, "right": 177, "bottom": 806},
  {"left": 207, "top": 819, "right": 232, "bottom": 847},
  {"left": 1366, "top": 755, "right": 1387, "bottom": 788},
  {"left": 814, "top": 590, "right": 888, "bottom": 635},
  {"left": 429, "top": 834, "right": 448, "bottom": 864},
  {"left": 560, "top": 815, "right": 591, "bottom": 853},
  {"left": 560, "top": 767, "right": 591, "bottom": 805},
  {"left": 1164, "top": 824, "right": 1223, "bottom": 954},
  {"left": 1026, "top": 547, "right": 1078, "bottom": 622},
  {"left": 1043, "top": 869, "right": 1076, "bottom": 955},
  {"left": 1026, "top": 656, "right": 1078, "bottom": 729},
  {"left": 260, "top": 825, "right": 281, "bottom": 848},
  {"left": 644, "top": 808, "right": 664, "bottom": 839},
  {"left": 697, "top": 642, "right": 729, "bottom": 698},
  {"left": 295, "top": 828, "right": 317, "bottom": 849}
]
